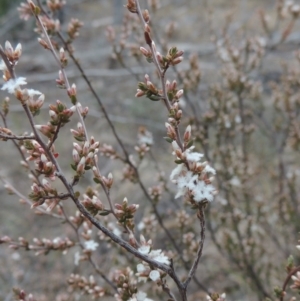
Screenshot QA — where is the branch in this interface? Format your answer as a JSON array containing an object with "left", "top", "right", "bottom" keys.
[
  {"left": 183, "top": 204, "right": 206, "bottom": 289},
  {"left": 280, "top": 265, "right": 300, "bottom": 301},
  {"left": 0, "top": 133, "right": 35, "bottom": 141}
]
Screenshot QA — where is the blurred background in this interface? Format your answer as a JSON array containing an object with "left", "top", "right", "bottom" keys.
[{"left": 1, "top": 0, "right": 300, "bottom": 300}]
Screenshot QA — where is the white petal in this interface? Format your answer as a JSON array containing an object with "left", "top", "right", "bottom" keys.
[{"left": 149, "top": 270, "right": 160, "bottom": 281}]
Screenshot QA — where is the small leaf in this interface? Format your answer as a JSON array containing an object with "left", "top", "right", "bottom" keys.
[
  {"left": 164, "top": 137, "right": 173, "bottom": 143},
  {"left": 93, "top": 177, "right": 102, "bottom": 184},
  {"left": 186, "top": 140, "right": 194, "bottom": 148},
  {"left": 70, "top": 163, "right": 77, "bottom": 171},
  {"left": 148, "top": 95, "right": 161, "bottom": 101}
]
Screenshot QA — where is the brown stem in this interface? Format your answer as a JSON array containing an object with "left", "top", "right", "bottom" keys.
[
  {"left": 0, "top": 133, "right": 35, "bottom": 140},
  {"left": 280, "top": 265, "right": 300, "bottom": 301}
]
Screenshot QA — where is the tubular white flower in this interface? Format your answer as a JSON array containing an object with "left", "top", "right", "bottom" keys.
[
  {"left": 84, "top": 240, "right": 99, "bottom": 251},
  {"left": 1, "top": 77, "right": 27, "bottom": 93}
]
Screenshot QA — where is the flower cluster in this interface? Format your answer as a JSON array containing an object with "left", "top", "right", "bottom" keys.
[
  {"left": 169, "top": 126, "right": 216, "bottom": 205},
  {"left": 136, "top": 235, "right": 170, "bottom": 283}
]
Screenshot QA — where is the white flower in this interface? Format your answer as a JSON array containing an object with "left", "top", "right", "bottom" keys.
[
  {"left": 149, "top": 270, "right": 160, "bottom": 281},
  {"left": 185, "top": 151, "right": 203, "bottom": 162},
  {"left": 296, "top": 245, "right": 300, "bottom": 251},
  {"left": 170, "top": 164, "right": 184, "bottom": 181},
  {"left": 172, "top": 169, "right": 215, "bottom": 202},
  {"left": 192, "top": 181, "right": 215, "bottom": 203},
  {"left": 1, "top": 77, "right": 27, "bottom": 93},
  {"left": 129, "top": 291, "right": 154, "bottom": 301},
  {"left": 137, "top": 263, "right": 147, "bottom": 273},
  {"left": 84, "top": 240, "right": 99, "bottom": 251},
  {"left": 27, "top": 89, "right": 42, "bottom": 97},
  {"left": 136, "top": 263, "right": 148, "bottom": 283},
  {"left": 108, "top": 222, "right": 121, "bottom": 237},
  {"left": 203, "top": 164, "right": 216, "bottom": 175},
  {"left": 74, "top": 251, "right": 81, "bottom": 265},
  {"left": 138, "top": 129, "right": 153, "bottom": 146},
  {"left": 149, "top": 249, "right": 170, "bottom": 265},
  {"left": 138, "top": 245, "right": 151, "bottom": 255},
  {"left": 174, "top": 171, "right": 195, "bottom": 198}
]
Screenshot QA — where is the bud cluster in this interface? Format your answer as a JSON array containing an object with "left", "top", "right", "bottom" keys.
[
  {"left": 80, "top": 187, "right": 104, "bottom": 216},
  {"left": 49, "top": 100, "right": 76, "bottom": 126},
  {"left": 114, "top": 197, "right": 139, "bottom": 230},
  {"left": 23, "top": 141, "right": 57, "bottom": 179},
  {"left": 148, "top": 184, "right": 163, "bottom": 203},
  {"left": 136, "top": 74, "right": 161, "bottom": 101},
  {"left": 0, "top": 41, "right": 22, "bottom": 83},
  {"left": 1, "top": 41, "right": 22, "bottom": 68},
  {"left": 36, "top": 16, "right": 60, "bottom": 35},
  {"left": 1, "top": 235, "right": 74, "bottom": 256},
  {"left": 122, "top": 164, "right": 138, "bottom": 183},
  {"left": 17, "top": 2, "right": 32, "bottom": 21},
  {"left": 156, "top": 46, "right": 184, "bottom": 69},
  {"left": 27, "top": 92, "right": 45, "bottom": 115},
  {"left": 134, "top": 143, "right": 150, "bottom": 159},
  {"left": 68, "top": 274, "right": 105, "bottom": 298},
  {"left": 70, "top": 122, "right": 86, "bottom": 141},
  {"left": 68, "top": 18, "right": 84, "bottom": 40},
  {"left": 99, "top": 143, "right": 119, "bottom": 160},
  {"left": 71, "top": 137, "right": 99, "bottom": 177},
  {"left": 46, "top": 0, "right": 66, "bottom": 12},
  {"left": 112, "top": 268, "right": 138, "bottom": 301}
]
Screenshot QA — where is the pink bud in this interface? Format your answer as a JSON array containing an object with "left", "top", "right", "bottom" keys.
[
  {"left": 175, "top": 89, "right": 184, "bottom": 99},
  {"left": 72, "top": 149, "right": 80, "bottom": 163},
  {"left": 140, "top": 47, "right": 149, "bottom": 57}
]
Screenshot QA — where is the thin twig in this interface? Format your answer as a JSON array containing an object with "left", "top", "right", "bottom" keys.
[
  {"left": 183, "top": 204, "right": 205, "bottom": 288},
  {"left": 0, "top": 133, "right": 35, "bottom": 140}
]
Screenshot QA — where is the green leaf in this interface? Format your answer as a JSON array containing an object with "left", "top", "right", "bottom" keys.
[
  {"left": 148, "top": 95, "right": 161, "bottom": 101},
  {"left": 70, "top": 163, "right": 77, "bottom": 171},
  {"left": 186, "top": 140, "right": 194, "bottom": 148},
  {"left": 164, "top": 137, "right": 173, "bottom": 143},
  {"left": 93, "top": 177, "right": 102, "bottom": 184}
]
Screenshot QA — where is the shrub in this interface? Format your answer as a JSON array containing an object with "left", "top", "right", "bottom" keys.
[{"left": 0, "top": 0, "right": 300, "bottom": 301}]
